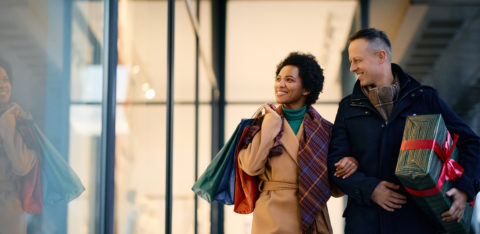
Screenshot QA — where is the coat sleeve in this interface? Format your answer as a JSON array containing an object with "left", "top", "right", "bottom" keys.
[
  {"left": 327, "top": 100, "right": 381, "bottom": 206},
  {"left": 238, "top": 112, "right": 282, "bottom": 176},
  {"left": 431, "top": 90, "right": 480, "bottom": 201}
]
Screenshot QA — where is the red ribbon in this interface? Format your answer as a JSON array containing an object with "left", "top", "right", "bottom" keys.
[{"left": 399, "top": 131, "right": 463, "bottom": 197}]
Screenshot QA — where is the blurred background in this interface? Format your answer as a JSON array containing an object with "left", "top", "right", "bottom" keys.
[{"left": 0, "top": 0, "right": 479, "bottom": 233}]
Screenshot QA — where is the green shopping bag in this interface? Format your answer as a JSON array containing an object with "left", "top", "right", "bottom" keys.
[
  {"left": 192, "top": 123, "right": 246, "bottom": 203},
  {"left": 30, "top": 123, "right": 85, "bottom": 204}
]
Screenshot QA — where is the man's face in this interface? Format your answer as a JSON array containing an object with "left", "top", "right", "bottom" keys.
[
  {"left": 348, "top": 38, "right": 382, "bottom": 87},
  {"left": 0, "top": 67, "right": 12, "bottom": 105}
]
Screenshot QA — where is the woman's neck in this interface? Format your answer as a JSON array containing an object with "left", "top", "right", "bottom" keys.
[
  {"left": 282, "top": 105, "right": 306, "bottom": 120},
  {"left": 282, "top": 103, "right": 306, "bottom": 110}
]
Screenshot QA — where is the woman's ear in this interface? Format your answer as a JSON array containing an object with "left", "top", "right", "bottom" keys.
[{"left": 303, "top": 89, "right": 310, "bottom": 96}]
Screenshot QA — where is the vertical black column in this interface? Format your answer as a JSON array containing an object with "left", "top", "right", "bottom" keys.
[
  {"left": 341, "top": 0, "right": 369, "bottom": 98},
  {"left": 101, "top": 0, "right": 118, "bottom": 233},
  {"left": 341, "top": 15, "right": 359, "bottom": 97},
  {"left": 165, "top": 0, "right": 175, "bottom": 234},
  {"left": 360, "top": 0, "right": 369, "bottom": 28},
  {"left": 211, "top": 0, "right": 227, "bottom": 234},
  {"left": 194, "top": 0, "right": 201, "bottom": 234}
]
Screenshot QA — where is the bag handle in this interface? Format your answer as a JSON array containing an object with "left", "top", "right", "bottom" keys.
[{"left": 251, "top": 105, "right": 265, "bottom": 119}]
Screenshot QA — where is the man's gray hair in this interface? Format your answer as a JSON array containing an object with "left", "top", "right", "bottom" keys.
[
  {"left": 369, "top": 37, "right": 392, "bottom": 62},
  {"left": 349, "top": 28, "right": 392, "bottom": 62}
]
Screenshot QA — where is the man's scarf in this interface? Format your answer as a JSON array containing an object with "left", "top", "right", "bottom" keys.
[
  {"left": 243, "top": 105, "right": 332, "bottom": 231},
  {"left": 361, "top": 76, "right": 400, "bottom": 121}
]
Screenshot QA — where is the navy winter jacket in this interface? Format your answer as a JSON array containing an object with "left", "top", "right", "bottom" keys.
[{"left": 327, "top": 64, "right": 480, "bottom": 234}]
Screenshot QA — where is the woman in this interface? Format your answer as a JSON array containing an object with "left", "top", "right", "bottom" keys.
[
  {"left": 0, "top": 64, "right": 37, "bottom": 234},
  {"left": 238, "top": 52, "right": 357, "bottom": 234}
]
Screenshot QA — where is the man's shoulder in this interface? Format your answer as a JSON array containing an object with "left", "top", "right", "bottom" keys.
[
  {"left": 414, "top": 84, "right": 438, "bottom": 97},
  {"left": 339, "top": 94, "right": 353, "bottom": 106},
  {"left": 402, "top": 72, "right": 437, "bottom": 94}
]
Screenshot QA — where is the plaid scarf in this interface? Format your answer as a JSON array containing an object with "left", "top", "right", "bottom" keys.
[
  {"left": 361, "top": 75, "right": 400, "bottom": 121},
  {"left": 243, "top": 106, "right": 332, "bottom": 231},
  {"left": 298, "top": 106, "right": 332, "bottom": 231}
]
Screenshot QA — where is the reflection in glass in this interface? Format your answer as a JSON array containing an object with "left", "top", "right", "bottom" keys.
[
  {"left": 0, "top": 0, "right": 106, "bottom": 233},
  {"left": 0, "top": 61, "right": 39, "bottom": 234}
]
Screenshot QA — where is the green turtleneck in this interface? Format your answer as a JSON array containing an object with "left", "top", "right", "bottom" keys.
[{"left": 282, "top": 105, "right": 306, "bottom": 134}]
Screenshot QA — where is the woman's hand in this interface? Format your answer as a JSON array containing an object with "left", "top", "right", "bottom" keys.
[
  {"left": 260, "top": 103, "right": 282, "bottom": 133},
  {"left": 334, "top": 156, "right": 358, "bottom": 179},
  {"left": 8, "top": 103, "right": 31, "bottom": 120},
  {"left": 263, "top": 102, "right": 277, "bottom": 114}
]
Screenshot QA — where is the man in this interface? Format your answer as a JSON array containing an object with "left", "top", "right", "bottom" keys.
[{"left": 327, "top": 28, "right": 480, "bottom": 233}]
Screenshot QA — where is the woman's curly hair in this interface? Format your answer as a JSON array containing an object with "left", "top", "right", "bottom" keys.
[{"left": 275, "top": 52, "right": 324, "bottom": 106}]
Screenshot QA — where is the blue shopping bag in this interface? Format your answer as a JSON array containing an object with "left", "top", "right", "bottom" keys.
[{"left": 213, "top": 119, "right": 254, "bottom": 204}]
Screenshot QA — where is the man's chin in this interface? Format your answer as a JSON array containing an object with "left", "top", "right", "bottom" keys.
[{"left": 358, "top": 80, "right": 371, "bottom": 87}]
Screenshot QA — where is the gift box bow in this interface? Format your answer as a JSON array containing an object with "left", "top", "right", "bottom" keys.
[{"left": 400, "top": 131, "right": 463, "bottom": 197}]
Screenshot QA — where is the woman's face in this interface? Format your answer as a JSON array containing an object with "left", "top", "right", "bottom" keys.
[
  {"left": 0, "top": 67, "right": 12, "bottom": 105},
  {"left": 274, "top": 65, "right": 309, "bottom": 109}
]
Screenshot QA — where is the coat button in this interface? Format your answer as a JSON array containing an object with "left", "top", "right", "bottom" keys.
[
  {"left": 381, "top": 124, "right": 385, "bottom": 128},
  {"left": 365, "top": 111, "right": 369, "bottom": 115},
  {"left": 411, "top": 93, "right": 416, "bottom": 97}
]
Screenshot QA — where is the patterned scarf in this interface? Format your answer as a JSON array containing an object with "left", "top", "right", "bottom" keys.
[
  {"left": 361, "top": 75, "right": 400, "bottom": 121},
  {"left": 242, "top": 106, "right": 332, "bottom": 231},
  {"left": 297, "top": 106, "right": 332, "bottom": 231}
]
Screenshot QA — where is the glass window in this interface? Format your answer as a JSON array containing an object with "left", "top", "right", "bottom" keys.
[
  {"left": 116, "top": 1, "right": 168, "bottom": 233},
  {"left": 116, "top": 0, "right": 213, "bottom": 233},
  {"left": 0, "top": 0, "right": 106, "bottom": 233}
]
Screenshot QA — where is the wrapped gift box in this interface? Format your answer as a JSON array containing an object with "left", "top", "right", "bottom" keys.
[{"left": 395, "top": 114, "right": 473, "bottom": 234}]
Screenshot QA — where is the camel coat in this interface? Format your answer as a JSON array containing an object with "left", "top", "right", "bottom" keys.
[
  {"left": 238, "top": 111, "right": 332, "bottom": 234},
  {"left": 0, "top": 105, "right": 37, "bottom": 234}
]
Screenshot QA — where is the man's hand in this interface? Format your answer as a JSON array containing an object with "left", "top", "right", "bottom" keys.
[
  {"left": 334, "top": 156, "right": 358, "bottom": 179},
  {"left": 441, "top": 188, "right": 468, "bottom": 223},
  {"left": 371, "top": 181, "right": 407, "bottom": 212}
]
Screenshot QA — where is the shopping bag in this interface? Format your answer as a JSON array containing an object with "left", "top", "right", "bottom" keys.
[
  {"left": 233, "top": 122, "right": 259, "bottom": 214},
  {"left": 17, "top": 119, "right": 43, "bottom": 214},
  {"left": 193, "top": 106, "right": 264, "bottom": 204},
  {"left": 213, "top": 119, "right": 255, "bottom": 205},
  {"left": 22, "top": 158, "right": 43, "bottom": 214},
  {"left": 192, "top": 122, "right": 246, "bottom": 203},
  {"left": 30, "top": 123, "right": 85, "bottom": 205}
]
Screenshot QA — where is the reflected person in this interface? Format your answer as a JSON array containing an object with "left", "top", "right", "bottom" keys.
[{"left": 0, "top": 64, "right": 38, "bottom": 234}]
